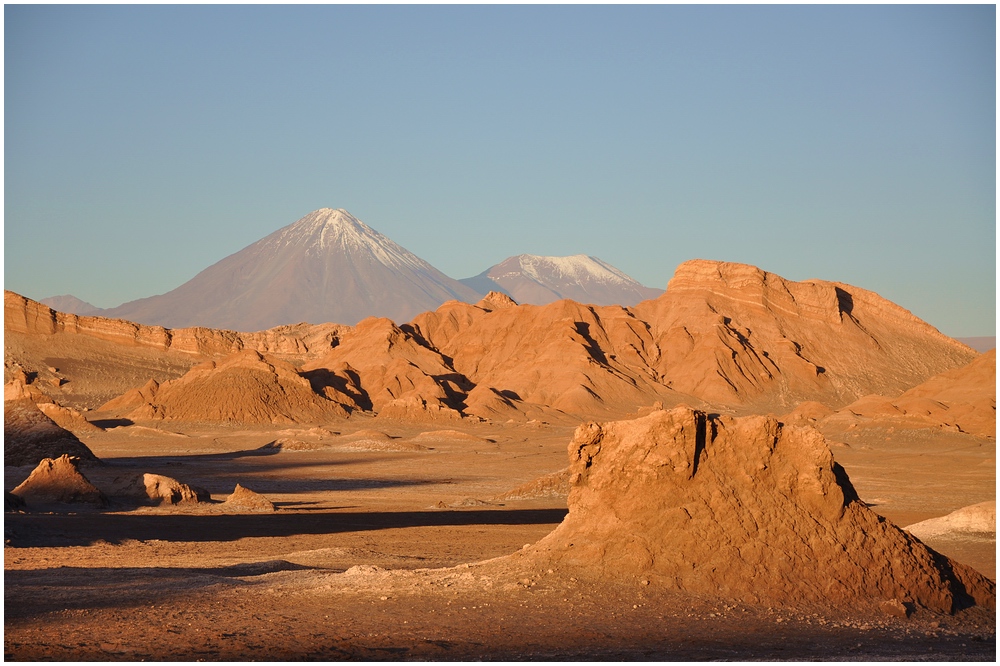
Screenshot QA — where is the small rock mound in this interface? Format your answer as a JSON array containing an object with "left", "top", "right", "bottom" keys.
[
  {"left": 413, "top": 429, "right": 488, "bottom": 442},
  {"left": 4, "top": 400, "right": 100, "bottom": 467},
  {"left": 10, "top": 455, "right": 107, "bottom": 507},
  {"left": 221, "top": 484, "right": 276, "bottom": 513},
  {"left": 519, "top": 408, "right": 994, "bottom": 613},
  {"left": 258, "top": 438, "right": 328, "bottom": 452},
  {"left": 475, "top": 291, "right": 518, "bottom": 311},
  {"left": 259, "top": 432, "right": 427, "bottom": 453},
  {"left": 342, "top": 429, "right": 394, "bottom": 441},
  {"left": 493, "top": 467, "right": 571, "bottom": 501},
  {"left": 906, "top": 501, "right": 996, "bottom": 540}
]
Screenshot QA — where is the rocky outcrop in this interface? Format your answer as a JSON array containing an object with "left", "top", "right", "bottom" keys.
[
  {"left": 106, "top": 473, "right": 211, "bottom": 505},
  {"left": 475, "top": 291, "right": 518, "bottom": 311},
  {"left": 304, "top": 317, "right": 468, "bottom": 420},
  {"left": 10, "top": 455, "right": 107, "bottom": 507},
  {"left": 99, "top": 350, "right": 348, "bottom": 424},
  {"left": 518, "top": 408, "right": 994, "bottom": 612},
  {"left": 891, "top": 349, "right": 995, "bottom": 437},
  {"left": 4, "top": 399, "right": 100, "bottom": 467},
  {"left": 220, "top": 484, "right": 276, "bottom": 513}
]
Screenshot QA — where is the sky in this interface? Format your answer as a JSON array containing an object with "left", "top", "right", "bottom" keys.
[{"left": 4, "top": 4, "right": 996, "bottom": 336}]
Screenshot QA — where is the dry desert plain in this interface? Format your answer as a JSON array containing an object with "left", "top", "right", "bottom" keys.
[{"left": 4, "top": 260, "right": 996, "bottom": 660}]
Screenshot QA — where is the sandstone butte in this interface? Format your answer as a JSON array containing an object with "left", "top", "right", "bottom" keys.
[
  {"left": 6, "top": 258, "right": 982, "bottom": 425},
  {"left": 500, "top": 407, "right": 994, "bottom": 613}
]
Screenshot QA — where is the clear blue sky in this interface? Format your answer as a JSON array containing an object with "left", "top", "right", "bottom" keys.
[{"left": 5, "top": 5, "right": 995, "bottom": 335}]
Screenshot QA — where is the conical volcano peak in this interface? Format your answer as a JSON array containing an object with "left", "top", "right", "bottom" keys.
[
  {"left": 271, "top": 208, "right": 425, "bottom": 271},
  {"left": 100, "top": 208, "right": 482, "bottom": 329},
  {"left": 285, "top": 208, "right": 377, "bottom": 244},
  {"left": 461, "top": 253, "right": 664, "bottom": 307},
  {"left": 512, "top": 254, "right": 635, "bottom": 286}
]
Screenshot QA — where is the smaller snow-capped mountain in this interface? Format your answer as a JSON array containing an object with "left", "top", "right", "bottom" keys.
[
  {"left": 102, "top": 208, "right": 482, "bottom": 331},
  {"left": 461, "top": 254, "right": 664, "bottom": 307}
]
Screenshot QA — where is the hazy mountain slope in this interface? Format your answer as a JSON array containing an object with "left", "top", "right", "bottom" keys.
[
  {"left": 102, "top": 209, "right": 482, "bottom": 331},
  {"left": 461, "top": 254, "right": 663, "bottom": 307},
  {"left": 39, "top": 295, "right": 101, "bottom": 316},
  {"left": 956, "top": 337, "right": 996, "bottom": 352}
]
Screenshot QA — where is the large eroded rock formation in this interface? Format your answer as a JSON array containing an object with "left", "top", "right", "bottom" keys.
[{"left": 520, "top": 408, "right": 994, "bottom": 612}]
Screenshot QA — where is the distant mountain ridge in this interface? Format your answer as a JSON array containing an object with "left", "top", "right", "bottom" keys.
[
  {"left": 40, "top": 209, "right": 667, "bottom": 330},
  {"left": 460, "top": 254, "right": 664, "bottom": 307}
]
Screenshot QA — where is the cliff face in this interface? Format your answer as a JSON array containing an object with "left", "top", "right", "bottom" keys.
[
  {"left": 5, "top": 290, "right": 347, "bottom": 359},
  {"left": 519, "top": 408, "right": 994, "bottom": 611}
]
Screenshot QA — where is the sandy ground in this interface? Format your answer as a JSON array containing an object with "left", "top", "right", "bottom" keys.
[{"left": 4, "top": 415, "right": 996, "bottom": 660}]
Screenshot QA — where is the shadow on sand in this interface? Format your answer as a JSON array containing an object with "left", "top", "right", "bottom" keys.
[{"left": 5, "top": 507, "right": 569, "bottom": 548}]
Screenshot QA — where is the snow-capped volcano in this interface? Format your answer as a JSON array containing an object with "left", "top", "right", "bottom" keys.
[
  {"left": 267, "top": 209, "right": 431, "bottom": 271},
  {"left": 102, "top": 209, "right": 481, "bottom": 331},
  {"left": 461, "top": 254, "right": 664, "bottom": 307}
]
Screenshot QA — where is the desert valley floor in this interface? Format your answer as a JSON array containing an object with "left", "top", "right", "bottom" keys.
[
  {"left": 5, "top": 416, "right": 996, "bottom": 660},
  {"left": 4, "top": 260, "right": 996, "bottom": 660}
]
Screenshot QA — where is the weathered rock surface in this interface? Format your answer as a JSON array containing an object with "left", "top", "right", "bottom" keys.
[
  {"left": 5, "top": 289, "right": 347, "bottom": 359},
  {"left": 303, "top": 317, "right": 467, "bottom": 420},
  {"left": 517, "top": 408, "right": 994, "bottom": 612},
  {"left": 4, "top": 399, "right": 100, "bottom": 467},
  {"left": 892, "top": 349, "right": 995, "bottom": 437},
  {"left": 631, "top": 260, "right": 975, "bottom": 409},
  {"left": 10, "top": 455, "right": 107, "bottom": 506}
]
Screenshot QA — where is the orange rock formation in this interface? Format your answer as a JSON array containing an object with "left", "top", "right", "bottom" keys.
[
  {"left": 518, "top": 408, "right": 994, "bottom": 612},
  {"left": 12, "top": 259, "right": 979, "bottom": 423},
  {"left": 100, "top": 350, "right": 349, "bottom": 424},
  {"left": 4, "top": 400, "right": 100, "bottom": 467},
  {"left": 10, "top": 455, "right": 107, "bottom": 507}
]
